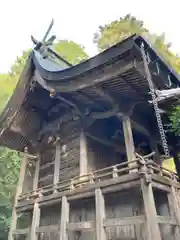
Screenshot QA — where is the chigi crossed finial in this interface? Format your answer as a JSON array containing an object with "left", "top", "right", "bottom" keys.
[{"left": 31, "top": 19, "right": 56, "bottom": 51}]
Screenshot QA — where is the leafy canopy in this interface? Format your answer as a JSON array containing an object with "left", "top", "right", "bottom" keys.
[{"left": 94, "top": 14, "right": 180, "bottom": 73}]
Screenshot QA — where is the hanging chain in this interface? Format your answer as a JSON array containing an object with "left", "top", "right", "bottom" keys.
[{"left": 140, "top": 43, "right": 170, "bottom": 158}]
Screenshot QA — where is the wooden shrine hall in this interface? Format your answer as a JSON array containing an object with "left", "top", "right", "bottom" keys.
[{"left": 1, "top": 34, "right": 180, "bottom": 239}]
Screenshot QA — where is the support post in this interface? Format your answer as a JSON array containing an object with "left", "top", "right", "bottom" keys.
[
  {"left": 141, "top": 178, "right": 161, "bottom": 240},
  {"left": 33, "top": 153, "right": 40, "bottom": 191},
  {"left": 95, "top": 188, "right": 107, "bottom": 240},
  {"left": 122, "top": 116, "right": 136, "bottom": 171},
  {"left": 79, "top": 129, "right": 88, "bottom": 177},
  {"left": 29, "top": 202, "right": 40, "bottom": 240},
  {"left": 60, "top": 196, "right": 69, "bottom": 240},
  {"left": 53, "top": 141, "right": 61, "bottom": 188},
  {"left": 168, "top": 186, "right": 180, "bottom": 239},
  {"left": 8, "top": 148, "right": 28, "bottom": 240}
]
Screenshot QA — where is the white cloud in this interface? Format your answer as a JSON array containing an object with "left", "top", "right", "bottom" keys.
[{"left": 0, "top": 0, "right": 179, "bottom": 72}]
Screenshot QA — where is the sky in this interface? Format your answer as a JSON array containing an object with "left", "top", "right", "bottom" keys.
[{"left": 0, "top": 0, "right": 180, "bottom": 72}]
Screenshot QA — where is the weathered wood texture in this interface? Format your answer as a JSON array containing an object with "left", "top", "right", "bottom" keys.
[
  {"left": 104, "top": 190, "right": 144, "bottom": 239},
  {"left": 22, "top": 161, "right": 34, "bottom": 193},
  {"left": 141, "top": 178, "right": 161, "bottom": 240},
  {"left": 38, "top": 204, "right": 61, "bottom": 240},
  {"left": 87, "top": 137, "right": 124, "bottom": 172},
  {"left": 60, "top": 196, "right": 69, "bottom": 240},
  {"left": 29, "top": 202, "right": 40, "bottom": 240},
  {"left": 60, "top": 137, "right": 80, "bottom": 181},
  {"left": 122, "top": 116, "right": 136, "bottom": 171},
  {"left": 95, "top": 188, "right": 106, "bottom": 240}
]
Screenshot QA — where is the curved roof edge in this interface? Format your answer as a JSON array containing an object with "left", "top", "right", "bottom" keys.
[
  {"left": 0, "top": 34, "right": 180, "bottom": 152},
  {"left": 33, "top": 35, "right": 180, "bottom": 88}
]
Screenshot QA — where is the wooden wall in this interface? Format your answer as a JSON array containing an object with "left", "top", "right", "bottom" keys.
[
  {"left": 87, "top": 137, "right": 124, "bottom": 172},
  {"left": 35, "top": 134, "right": 124, "bottom": 190}
]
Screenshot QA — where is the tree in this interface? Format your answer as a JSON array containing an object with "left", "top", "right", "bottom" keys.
[
  {"left": 94, "top": 14, "right": 180, "bottom": 73},
  {"left": 0, "top": 148, "right": 20, "bottom": 239},
  {"left": 53, "top": 40, "right": 88, "bottom": 64},
  {"left": 94, "top": 14, "right": 147, "bottom": 50}
]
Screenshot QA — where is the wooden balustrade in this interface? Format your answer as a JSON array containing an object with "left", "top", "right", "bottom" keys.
[{"left": 18, "top": 156, "right": 180, "bottom": 203}]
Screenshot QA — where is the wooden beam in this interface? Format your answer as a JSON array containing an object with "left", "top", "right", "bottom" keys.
[
  {"left": 86, "top": 133, "right": 125, "bottom": 154},
  {"left": 122, "top": 116, "right": 137, "bottom": 171},
  {"left": 60, "top": 196, "right": 69, "bottom": 240},
  {"left": 12, "top": 228, "right": 29, "bottom": 235},
  {"left": 118, "top": 112, "right": 150, "bottom": 137},
  {"left": 130, "top": 119, "right": 150, "bottom": 137},
  {"left": 80, "top": 129, "right": 88, "bottom": 177},
  {"left": 8, "top": 150, "right": 28, "bottom": 240},
  {"left": 53, "top": 141, "right": 61, "bottom": 187},
  {"left": 141, "top": 178, "right": 161, "bottom": 240},
  {"left": 95, "top": 188, "right": 107, "bottom": 240},
  {"left": 104, "top": 215, "right": 145, "bottom": 227},
  {"left": 17, "top": 173, "right": 139, "bottom": 211},
  {"left": 33, "top": 154, "right": 40, "bottom": 190},
  {"left": 36, "top": 225, "right": 59, "bottom": 233},
  {"left": 29, "top": 202, "right": 40, "bottom": 240},
  {"left": 156, "top": 216, "right": 177, "bottom": 225},
  {"left": 67, "top": 221, "right": 94, "bottom": 231},
  {"left": 38, "top": 61, "right": 134, "bottom": 92}
]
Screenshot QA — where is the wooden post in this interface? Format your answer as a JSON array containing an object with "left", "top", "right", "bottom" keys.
[
  {"left": 141, "top": 178, "right": 161, "bottom": 240},
  {"left": 122, "top": 116, "right": 136, "bottom": 171},
  {"left": 95, "top": 188, "right": 107, "bottom": 240},
  {"left": 53, "top": 141, "right": 61, "bottom": 187},
  {"left": 33, "top": 154, "right": 40, "bottom": 191},
  {"left": 169, "top": 187, "right": 180, "bottom": 224},
  {"left": 29, "top": 202, "right": 40, "bottom": 240},
  {"left": 80, "top": 129, "right": 88, "bottom": 177},
  {"left": 8, "top": 148, "right": 28, "bottom": 240},
  {"left": 167, "top": 186, "right": 180, "bottom": 239},
  {"left": 60, "top": 196, "right": 69, "bottom": 240}
]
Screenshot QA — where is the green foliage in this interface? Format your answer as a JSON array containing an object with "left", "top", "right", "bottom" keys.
[
  {"left": 94, "top": 14, "right": 147, "bottom": 50},
  {"left": 9, "top": 50, "right": 30, "bottom": 81},
  {"left": 94, "top": 14, "right": 180, "bottom": 74},
  {"left": 169, "top": 105, "right": 180, "bottom": 135},
  {"left": 0, "top": 148, "right": 20, "bottom": 239},
  {"left": 53, "top": 40, "right": 88, "bottom": 64}
]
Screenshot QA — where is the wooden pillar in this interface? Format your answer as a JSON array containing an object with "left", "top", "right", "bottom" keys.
[
  {"left": 53, "top": 141, "right": 61, "bottom": 186},
  {"left": 79, "top": 129, "right": 88, "bottom": 177},
  {"left": 8, "top": 149, "right": 28, "bottom": 240},
  {"left": 168, "top": 186, "right": 180, "bottom": 239},
  {"left": 168, "top": 186, "right": 180, "bottom": 225},
  {"left": 95, "top": 188, "right": 107, "bottom": 240},
  {"left": 122, "top": 116, "right": 136, "bottom": 171},
  {"left": 60, "top": 196, "right": 69, "bottom": 240},
  {"left": 141, "top": 178, "right": 161, "bottom": 240},
  {"left": 29, "top": 202, "right": 40, "bottom": 240},
  {"left": 33, "top": 154, "right": 40, "bottom": 191}
]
